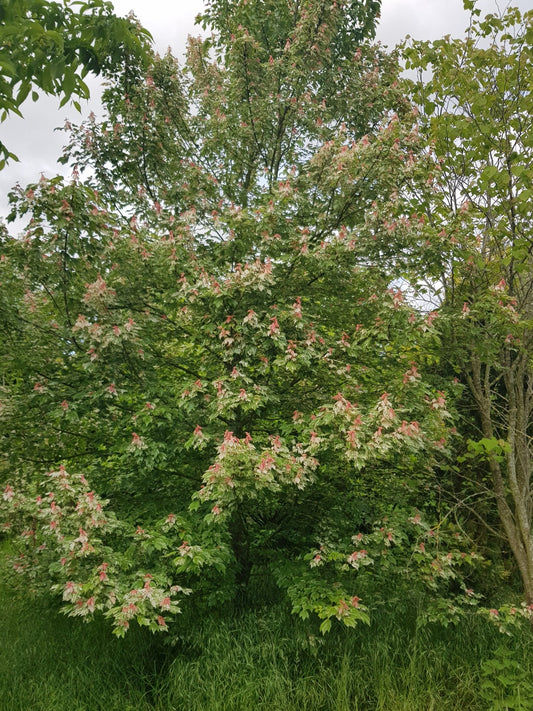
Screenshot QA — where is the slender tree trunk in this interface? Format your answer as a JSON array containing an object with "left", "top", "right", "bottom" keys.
[{"left": 466, "top": 351, "right": 533, "bottom": 605}]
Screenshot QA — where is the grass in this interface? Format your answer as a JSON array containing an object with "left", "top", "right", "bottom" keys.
[
  {"left": 1, "top": 576, "right": 532, "bottom": 710},
  {"left": 0, "top": 584, "right": 161, "bottom": 711},
  {"left": 160, "top": 610, "right": 497, "bottom": 711}
]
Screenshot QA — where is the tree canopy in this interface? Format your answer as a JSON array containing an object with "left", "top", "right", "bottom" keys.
[{"left": 1, "top": 0, "right": 533, "bottom": 637}]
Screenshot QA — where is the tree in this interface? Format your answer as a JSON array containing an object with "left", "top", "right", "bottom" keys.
[
  {"left": 0, "top": 0, "right": 152, "bottom": 168},
  {"left": 404, "top": 4, "right": 533, "bottom": 605},
  {"left": 1, "top": 0, "right": 493, "bottom": 635}
]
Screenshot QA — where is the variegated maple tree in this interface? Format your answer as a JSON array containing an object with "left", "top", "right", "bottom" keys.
[{"left": 0, "top": 0, "right": 492, "bottom": 635}]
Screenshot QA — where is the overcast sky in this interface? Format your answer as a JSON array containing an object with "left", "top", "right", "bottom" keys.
[{"left": 1, "top": 0, "right": 529, "bottom": 223}]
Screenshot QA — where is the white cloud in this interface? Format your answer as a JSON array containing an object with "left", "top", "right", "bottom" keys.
[
  {"left": 378, "top": 0, "right": 530, "bottom": 46},
  {"left": 110, "top": 0, "right": 205, "bottom": 58}
]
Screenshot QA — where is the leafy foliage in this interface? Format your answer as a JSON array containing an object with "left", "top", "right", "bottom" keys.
[
  {"left": 0, "top": 0, "right": 152, "bottom": 167},
  {"left": 2, "top": 0, "right": 528, "bottom": 637},
  {"left": 480, "top": 646, "right": 533, "bottom": 710},
  {"left": 404, "top": 4, "right": 533, "bottom": 606}
]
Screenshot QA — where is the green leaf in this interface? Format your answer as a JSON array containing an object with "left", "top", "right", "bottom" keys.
[{"left": 319, "top": 618, "right": 332, "bottom": 634}]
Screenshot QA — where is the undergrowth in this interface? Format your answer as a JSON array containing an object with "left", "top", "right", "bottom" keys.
[{"left": 1, "top": 566, "right": 531, "bottom": 710}]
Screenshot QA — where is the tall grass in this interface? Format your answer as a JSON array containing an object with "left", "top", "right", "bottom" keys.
[
  {"left": 0, "top": 577, "right": 163, "bottom": 711},
  {"left": 161, "top": 608, "right": 504, "bottom": 711},
  {"left": 1, "top": 574, "right": 531, "bottom": 710}
]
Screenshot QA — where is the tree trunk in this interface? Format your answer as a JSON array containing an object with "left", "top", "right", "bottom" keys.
[{"left": 467, "top": 351, "right": 533, "bottom": 605}]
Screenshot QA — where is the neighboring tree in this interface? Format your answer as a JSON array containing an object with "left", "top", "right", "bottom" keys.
[
  {"left": 0, "top": 0, "right": 500, "bottom": 635},
  {"left": 404, "top": 4, "right": 533, "bottom": 605},
  {"left": 0, "top": 0, "right": 152, "bottom": 168}
]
